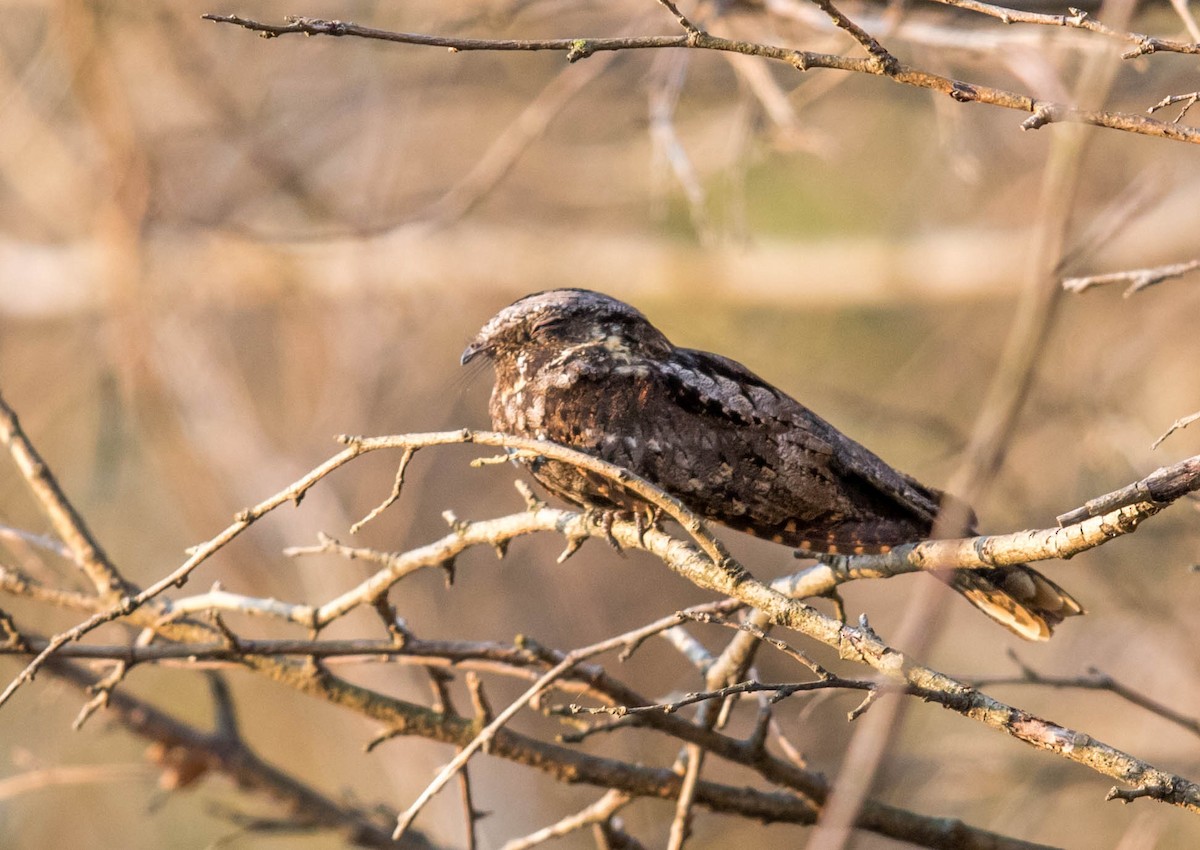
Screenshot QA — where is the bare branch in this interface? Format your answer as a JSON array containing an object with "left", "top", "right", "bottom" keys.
[
  {"left": 42, "top": 657, "right": 423, "bottom": 849},
  {"left": 350, "top": 447, "right": 415, "bottom": 534},
  {"left": 973, "top": 657, "right": 1200, "bottom": 740},
  {"left": 1062, "top": 258, "right": 1200, "bottom": 296},
  {"left": 6, "top": 414, "right": 1200, "bottom": 841},
  {"left": 0, "top": 391, "right": 128, "bottom": 598},
  {"left": 0, "top": 564, "right": 107, "bottom": 613},
  {"left": 655, "top": 0, "right": 702, "bottom": 37},
  {"left": 926, "top": 0, "right": 1200, "bottom": 57},
  {"left": 201, "top": 15, "right": 1200, "bottom": 145},
  {"left": 393, "top": 610, "right": 692, "bottom": 840},
  {"left": 500, "top": 789, "right": 632, "bottom": 850},
  {"left": 597, "top": 493, "right": 1200, "bottom": 812},
  {"left": 668, "top": 744, "right": 704, "bottom": 850},
  {"left": 1153, "top": 411, "right": 1200, "bottom": 451},
  {"left": 560, "top": 679, "right": 876, "bottom": 717},
  {"left": 1150, "top": 91, "right": 1200, "bottom": 123},
  {"left": 1054, "top": 455, "right": 1200, "bottom": 526}
]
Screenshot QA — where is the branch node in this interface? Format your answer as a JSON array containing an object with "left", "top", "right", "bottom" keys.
[
  {"left": 440, "top": 557, "right": 457, "bottom": 588},
  {"left": 1021, "top": 105, "right": 1058, "bottom": 131},
  {"left": 284, "top": 16, "right": 351, "bottom": 37},
  {"left": 73, "top": 660, "right": 130, "bottom": 730},
  {"left": 467, "top": 671, "right": 494, "bottom": 728},
  {"left": 209, "top": 610, "right": 242, "bottom": 651},
  {"left": 370, "top": 593, "right": 410, "bottom": 645},
  {"left": 470, "top": 452, "right": 512, "bottom": 468},
  {"left": 557, "top": 535, "right": 587, "bottom": 564},
  {"left": 847, "top": 687, "right": 880, "bottom": 721},
  {"left": 442, "top": 510, "right": 468, "bottom": 534},
  {"left": 1107, "top": 782, "right": 1170, "bottom": 804},
  {"left": 950, "top": 82, "right": 978, "bottom": 103},
  {"left": 0, "top": 610, "right": 28, "bottom": 652},
  {"left": 513, "top": 478, "right": 544, "bottom": 511},
  {"left": 566, "top": 39, "right": 594, "bottom": 63},
  {"left": 1122, "top": 38, "right": 1159, "bottom": 59}
]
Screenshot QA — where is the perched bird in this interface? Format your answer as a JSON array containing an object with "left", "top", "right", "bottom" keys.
[{"left": 462, "top": 288, "right": 1082, "bottom": 640}]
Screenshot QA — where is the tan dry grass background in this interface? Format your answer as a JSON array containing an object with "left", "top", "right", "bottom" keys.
[{"left": 1, "top": 1, "right": 1199, "bottom": 848}]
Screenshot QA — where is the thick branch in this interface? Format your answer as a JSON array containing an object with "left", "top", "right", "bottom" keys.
[
  {"left": 1055, "top": 455, "right": 1200, "bottom": 526},
  {"left": 615, "top": 520, "right": 1200, "bottom": 813},
  {"left": 6, "top": 426, "right": 1200, "bottom": 830},
  {"left": 246, "top": 648, "right": 1050, "bottom": 850}
]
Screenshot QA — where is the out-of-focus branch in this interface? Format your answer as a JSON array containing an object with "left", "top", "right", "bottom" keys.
[
  {"left": 973, "top": 654, "right": 1200, "bottom": 740},
  {"left": 500, "top": 789, "right": 632, "bottom": 850},
  {"left": 41, "top": 658, "right": 427, "bottom": 849},
  {"left": 201, "top": 15, "right": 1200, "bottom": 145},
  {"left": 391, "top": 610, "right": 718, "bottom": 840}
]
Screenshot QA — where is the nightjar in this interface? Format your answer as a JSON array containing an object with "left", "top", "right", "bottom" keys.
[{"left": 462, "top": 288, "right": 1082, "bottom": 640}]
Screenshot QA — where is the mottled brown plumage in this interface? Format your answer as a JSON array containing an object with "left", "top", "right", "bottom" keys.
[{"left": 462, "top": 289, "right": 1082, "bottom": 640}]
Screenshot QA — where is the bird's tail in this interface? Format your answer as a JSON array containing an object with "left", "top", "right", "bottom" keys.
[{"left": 940, "top": 565, "right": 1084, "bottom": 641}]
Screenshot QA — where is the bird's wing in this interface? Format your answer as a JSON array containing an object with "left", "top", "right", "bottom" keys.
[{"left": 671, "top": 348, "right": 955, "bottom": 533}]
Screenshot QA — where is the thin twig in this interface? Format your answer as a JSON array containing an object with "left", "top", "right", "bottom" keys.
[
  {"left": 1062, "top": 258, "right": 1200, "bottom": 296},
  {"left": 655, "top": 0, "right": 702, "bottom": 37},
  {"left": 561, "top": 679, "right": 877, "bottom": 717},
  {"left": 0, "top": 392, "right": 128, "bottom": 597},
  {"left": 201, "top": 15, "right": 1200, "bottom": 145},
  {"left": 973, "top": 657, "right": 1200, "bottom": 740},
  {"left": 0, "top": 525, "right": 71, "bottom": 559},
  {"left": 350, "top": 446, "right": 415, "bottom": 534},
  {"left": 1149, "top": 91, "right": 1200, "bottom": 123},
  {"left": 668, "top": 744, "right": 704, "bottom": 850},
  {"left": 1153, "top": 411, "right": 1200, "bottom": 451},
  {"left": 500, "top": 789, "right": 631, "bottom": 850},
  {"left": 426, "top": 669, "right": 481, "bottom": 850},
  {"left": 926, "top": 0, "right": 1200, "bottom": 57},
  {"left": 392, "top": 611, "right": 691, "bottom": 840},
  {"left": 683, "top": 612, "right": 829, "bottom": 679}
]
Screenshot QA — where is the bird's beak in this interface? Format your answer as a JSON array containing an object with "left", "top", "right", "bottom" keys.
[{"left": 460, "top": 339, "right": 486, "bottom": 366}]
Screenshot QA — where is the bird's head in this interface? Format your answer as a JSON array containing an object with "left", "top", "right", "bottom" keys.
[{"left": 461, "top": 288, "right": 671, "bottom": 368}]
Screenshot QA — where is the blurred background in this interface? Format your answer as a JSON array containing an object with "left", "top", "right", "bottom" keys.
[{"left": 1, "top": 1, "right": 1199, "bottom": 847}]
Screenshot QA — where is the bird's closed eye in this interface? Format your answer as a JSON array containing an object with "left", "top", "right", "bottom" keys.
[{"left": 530, "top": 317, "right": 568, "bottom": 336}]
